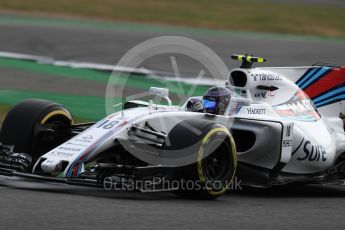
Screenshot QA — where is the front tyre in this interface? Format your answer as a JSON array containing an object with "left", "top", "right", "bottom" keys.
[
  {"left": 0, "top": 99, "right": 74, "bottom": 163},
  {"left": 168, "top": 120, "right": 237, "bottom": 199}
]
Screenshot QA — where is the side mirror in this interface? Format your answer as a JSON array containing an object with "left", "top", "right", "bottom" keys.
[
  {"left": 150, "top": 87, "right": 169, "bottom": 98},
  {"left": 149, "top": 87, "right": 172, "bottom": 106}
]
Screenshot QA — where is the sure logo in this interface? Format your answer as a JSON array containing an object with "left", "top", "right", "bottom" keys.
[{"left": 297, "top": 140, "right": 327, "bottom": 161}]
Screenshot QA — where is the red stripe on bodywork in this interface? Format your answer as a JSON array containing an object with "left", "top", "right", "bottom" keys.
[
  {"left": 70, "top": 121, "right": 128, "bottom": 177},
  {"left": 72, "top": 164, "right": 79, "bottom": 177},
  {"left": 303, "top": 67, "right": 345, "bottom": 99}
]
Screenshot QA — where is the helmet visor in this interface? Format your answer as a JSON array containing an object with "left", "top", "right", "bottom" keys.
[{"left": 202, "top": 99, "right": 217, "bottom": 110}]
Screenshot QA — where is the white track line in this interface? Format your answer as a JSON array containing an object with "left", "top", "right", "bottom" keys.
[{"left": 0, "top": 51, "right": 225, "bottom": 86}]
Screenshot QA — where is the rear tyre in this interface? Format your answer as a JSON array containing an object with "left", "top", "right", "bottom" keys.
[
  {"left": 167, "top": 119, "right": 237, "bottom": 200},
  {"left": 0, "top": 99, "right": 74, "bottom": 163}
]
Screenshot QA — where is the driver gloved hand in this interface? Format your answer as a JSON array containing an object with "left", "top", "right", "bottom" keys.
[{"left": 186, "top": 98, "right": 204, "bottom": 112}]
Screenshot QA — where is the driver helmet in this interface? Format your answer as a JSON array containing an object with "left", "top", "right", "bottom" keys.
[{"left": 202, "top": 87, "right": 231, "bottom": 115}]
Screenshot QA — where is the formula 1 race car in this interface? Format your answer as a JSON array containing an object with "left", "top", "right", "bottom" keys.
[{"left": 0, "top": 55, "right": 344, "bottom": 199}]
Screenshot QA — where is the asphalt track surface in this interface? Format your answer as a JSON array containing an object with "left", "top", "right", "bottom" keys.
[
  {"left": 0, "top": 15, "right": 345, "bottom": 230},
  {"left": 2, "top": 177, "right": 345, "bottom": 230}
]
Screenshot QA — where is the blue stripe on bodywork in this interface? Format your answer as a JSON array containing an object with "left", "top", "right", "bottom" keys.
[
  {"left": 313, "top": 86, "right": 345, "bottom": 103},
  {"left": 296, "top": 68, "right": 319, "bottom": 87},
  {"left": 299, "top": 67, "right": 329, "bottom": 90},
  {"left": 66, "top": 130, "right": 114, "bottom": 177},
  {"left": 315, "top": 94, "right": 345, "bottom": 107},
  {"left": 75, "top": 131, "right": 114, "bottom": 176}
]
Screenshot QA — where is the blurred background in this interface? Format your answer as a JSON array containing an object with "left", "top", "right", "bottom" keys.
[
  {"left": 0, "top": 0, "right": 344, "bottom": 121},
  {"left": 1, "top": 0, "right": 344, "bottom": 37}
]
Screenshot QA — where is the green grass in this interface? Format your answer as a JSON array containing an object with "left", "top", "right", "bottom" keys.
[
  {"left": 0, "top": 90, "right": 110, "bottom": 121},
  {"left": 0, "top": 0, "right": 344, "bottom": 38},
  {"left": 0, "top": 58, "right": 211, "bottom": 123}
]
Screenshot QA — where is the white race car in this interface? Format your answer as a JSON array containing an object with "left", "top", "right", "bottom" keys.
[{"left": 0, "top": 54, "right": 344, "bottom": 199}]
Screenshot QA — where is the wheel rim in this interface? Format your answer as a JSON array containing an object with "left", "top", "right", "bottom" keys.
[{"left": 203, "top": 139, "right": 231, "bottom": 181}]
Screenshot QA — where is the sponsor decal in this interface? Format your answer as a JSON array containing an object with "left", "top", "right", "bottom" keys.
[
  {"left": 297, "top": 140, "right": 327, "bottom": 162},
  {"left": 247, "top": 108, "right": 266, "bottom": 115},
  {"left": 228, "top": 104, "right": 243, "bottom": 116},
  {"left": 50, "top": 151, "right": 75, "bottom": 158},
  {"left": 251, "top": 73, "right": 282, "bottom": 81},
  {"left": 59, "top": 146, "right": 82, "bottom": 152},
  {"left": 254, "top": 90, "right": 276, "bottom": 99},
  {"left": 65, "top": 142, "right": 89, "bottom": 147},
  {"left": 82, "top": 135, "right": 93, "bottom": 141},
  {"left": 73, "top": 135, "right": 94, "bottom": 144},
  {"left": 282, "top": 140, "right": 292, "bottom": 148},
  {"left": 273, "top": 90, "right": 320, "bottom": 122},
  {"left": 286, "top": 126, "right": 291, "bottom": 137},
  {"left": 286, "top": 99, "right": 314, "bottom": 114}
]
